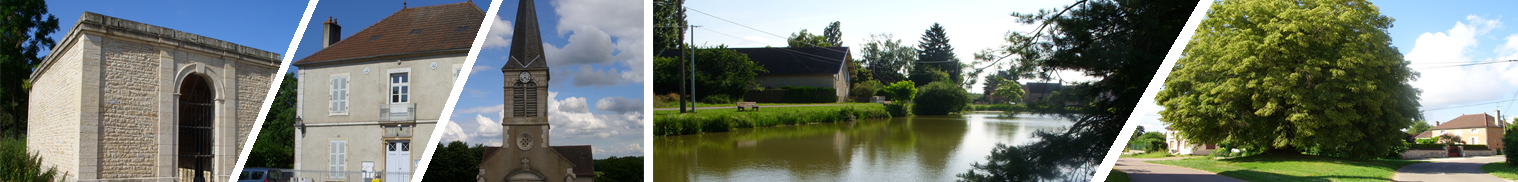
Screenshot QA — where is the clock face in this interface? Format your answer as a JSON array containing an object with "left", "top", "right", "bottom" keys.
[
  {"left": 516, "top": 133, "right": 533, "bottom": 150},
  {"left": 518, "top": 72, "right": 532, "bottom": 83}
]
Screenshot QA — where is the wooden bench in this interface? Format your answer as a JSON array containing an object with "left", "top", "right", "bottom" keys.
[{"left": 736, "top": 102, "right": 759, "bottom": 111}]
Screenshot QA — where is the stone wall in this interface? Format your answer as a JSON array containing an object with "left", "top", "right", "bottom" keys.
[
  {"left": 98, "top": 37, "right": 161, "bottom": 178},
  {"left": 1400, "top": 149, "right": 1499, "bottom": 159},
  {"left": 235, "top": 65, "right": 272, "bottom": 155},
  {"left": 27, "top": 35, "right": 88, "bottom": 181}
]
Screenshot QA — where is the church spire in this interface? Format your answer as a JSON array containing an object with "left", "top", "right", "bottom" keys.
[{"left": 504, "top": 0, "right": 547, "bottom": 69}]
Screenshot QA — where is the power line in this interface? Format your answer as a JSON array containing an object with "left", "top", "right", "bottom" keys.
[
  {"left": 686, "top": 7, "right": 851, "bottom": 55},
  {"left": 1423, "top": 98, "right": 1518, "bottom": 112}
]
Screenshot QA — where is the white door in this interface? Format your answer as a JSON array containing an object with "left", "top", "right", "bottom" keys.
[{"left": 386, "top": 141, "right": 411, "bottom": 182}]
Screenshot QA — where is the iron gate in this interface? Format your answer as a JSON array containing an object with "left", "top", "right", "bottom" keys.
[{"left": 178, "top": 75, "right": 214, "bottom": 182}]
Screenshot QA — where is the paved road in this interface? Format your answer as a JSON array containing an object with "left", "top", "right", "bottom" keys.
[
  {"left": 1395, "top": 155, "right": 1507, "bottom": 182},
  {"left": 1116, "top": 157, "right": 1245, "bottom": 182},
  {"left": 652, "top": 104, "right": 849, "bottom": 111}
]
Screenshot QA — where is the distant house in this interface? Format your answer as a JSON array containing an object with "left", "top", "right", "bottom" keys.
[
  {"left": 659, "top": 47, "right": 852, "bottom": 103},
  {"left": 1423, "top": 112, "right": 1507, "bottom": 149},
  {"left": 1022, "top": 82, "right": 1061, "bottom": 103},
  {"left": 1165, "top": 127, "right": 1215, "bottom": 155}
]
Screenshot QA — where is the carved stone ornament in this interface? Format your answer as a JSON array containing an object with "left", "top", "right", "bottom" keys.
[{"left": 516, "top": 132, "right": 533, "bottom": 151}]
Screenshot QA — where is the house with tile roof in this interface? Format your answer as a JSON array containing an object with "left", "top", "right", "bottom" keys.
[
  {"left": 658, "top": 47, "right": 853, "bottom": 103},
  {"left": 1420, "top": 112, "right": 1508, "bottom": 150},
  {"left": 1164, "top": 127, "right": 1215, "bottom": 155},
  {"left": 477, "top": 0, "right": 594, "bottom": 181},
  {"left": 291, "top": 2, "right": 484, "bottom": 182}
]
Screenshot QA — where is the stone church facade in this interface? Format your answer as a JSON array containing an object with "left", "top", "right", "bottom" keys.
[
  {"left": 28, "top": 12, "right": 280, "bottom": 182},
  {"left": 291, "top": 2, "right": 482, "bottom": 182},
  {"left": 477, "top": 1, "right": 593, "bottom": 182}
]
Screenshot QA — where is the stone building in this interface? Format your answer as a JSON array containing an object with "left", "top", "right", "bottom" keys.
[
  {"left": 27, "top": 12, "right": 280, "bottom": 182},
  {"left": 478, "top": 0, "right": 594, "bottom": 181},
  {"left": 291, "top": 2, "right": 482, "bottom": 182},
  {"left": 1422, "top": 112, "right": 1507, "bottom": 149}
]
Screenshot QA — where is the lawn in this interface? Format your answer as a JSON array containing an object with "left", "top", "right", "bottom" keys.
[
  {"left": 1147, "top": 154, "right": 1425, "bottom": 182},
  {"left": 1121, "top": 152, "right": 1176, "bottom": 158},
  {"left": 1106, "top": 169, "right": 1130, "bottom": 182},
  {"left": 1481, "top": 162, "right": 1518, "bottom": 180},
  {"left": 653, "top": 103, "right": 890, "bottom": 136}
]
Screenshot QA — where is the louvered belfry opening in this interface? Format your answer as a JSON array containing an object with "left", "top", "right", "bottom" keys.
[
  {"left": 513, "top": 81, "right": 537, "bottom": 117},
  {"left": 178, "top": 74, "right": 215, "bottom": 182}
]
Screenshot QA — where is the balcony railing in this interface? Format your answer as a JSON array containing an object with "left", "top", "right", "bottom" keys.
[{"left": 379, "top": 103, "right": 416, "bottom": 123}]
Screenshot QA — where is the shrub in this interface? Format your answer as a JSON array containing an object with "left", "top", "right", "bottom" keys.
[
  {"left": 912, "top": 81, "right": 970, "bottom": 115},
  {"left": 881, "top": 80, "right": 916, "bottom": 102},
  {"left": 779, "top": 86, "right": 838, "bottom": 103},
  {"left": 653, "top": 105, "right": 892, "bottom": 136},
  {"left": 850, "top": 80, "right": 884, "bottom": 102},
  {"left": 886, "top": 103, "right": 911, "bottom": 117},
  {"left": 1507, "top": 123, "right": 1518, "bottom": 165},
  {"left": 701, "top": 94, "right": 734, "bottom": 104},
  {"left": 654, "top": 93, "right": 680, "bottom": 107},
  {"left": 1, "top": 138, "right": 64, "bottom": 182},
  {"left": 1415, "top": 138, "right": 1437, "bottom": 144}
]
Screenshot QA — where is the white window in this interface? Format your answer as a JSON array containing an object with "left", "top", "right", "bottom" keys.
[
  {"left": 390, "top": 73, "right": 410, "bottom": 103},
  {"left": 330, "top": 76, "right": 348, "bottom": 114},
  {"left": 1471, "top": 129, "right": 1478, "bottom": 133},
  {"left": 329, "top": 140, "right": 346, "bottom": 179},
  {"left": 1472, "top": 137, "right": 1479, "bottom": 145}
]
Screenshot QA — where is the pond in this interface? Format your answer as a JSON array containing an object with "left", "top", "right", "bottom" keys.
[{"left": 653, "top": 112, "right": 1076, "bottom": 181}]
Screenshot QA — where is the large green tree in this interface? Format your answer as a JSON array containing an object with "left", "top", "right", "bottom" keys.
[
  {"left": 959, "top": 0, "right": 1197, "bottom": 181},
  {"left": 913, "top": 23, "right": 960, "bottom": 87},
  {"left": 1155, "top": 0, "right": 1419, "bottom": 159},
  {"left": 823, "top": 21, "right": 842, "bottom": 47},
  {"left": 247, "top": 73, "right": 297, "bottom": 168},
  {"left": 592, "top": 156, "right": 644, "bottom": 182},
  {"left": 652, "top": 0, "right": 685, "bottom": 54},
  {"left": 1407, "top": 121, "right": 1432, "bottom": 135},
  {"left": 859, "top": 34, "right": 916, "bottom": 83},
  {"left": 787, "top": 29, "right": 833, "bottom": 47},
  {"left": 422, "top": 141, "right": 484, "bottom": 182},
  {"left": 0, "top": 0, "right": 59, "bottom": 138}
]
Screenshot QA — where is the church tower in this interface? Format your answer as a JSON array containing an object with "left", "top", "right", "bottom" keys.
[{"left": 483, "top": 0, "right": 593, "bottom": 182}]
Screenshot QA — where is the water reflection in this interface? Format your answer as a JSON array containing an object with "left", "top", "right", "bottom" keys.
[{"left": 654, "top": 113, "right": 1073, "bottom": 182}]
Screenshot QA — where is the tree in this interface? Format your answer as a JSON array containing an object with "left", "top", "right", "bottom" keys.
[
  {"left": 859, "top": 34, "right": 915, "bottom": 83},
  {"left": 593, "top": 156, "right": 644, "bottom": 182},
  {"left": 787, "top": 29, "right": 833, "bottom": 47},
  {"left": 1408, "top": 121, "right": 1432, "bottom": 135},
  {"left": 990, "top": 78, "right": 1024, "bottom": 104},
  {"left": 881, "top": 80, "right": 916, "bottom": 102},
  {"left": 823, "top": 21, "right": 842, "bottom": 47},
  {"left": 850, "top": 80, "right": 884, "bottom": 102},
  {"left": 0, "top": 0, "right": 59, "bottom": 138},
  {"left": 1505, "top": 122, "right": 1518, "bottom": 165},
  {"left": 652, "top": 0, "right": 685, "bottom": 54},
  {"left": 247, "top": 73, "right": 297, "bottom": 168},
  {"left": 1436, "top": 134, "right": 1465, "bottom": 146},
  {"left": 914, "top": 81, "right": 971, "bottom": 115},
  {"left": 423, "top": 141, "right": 483, "bottom": 182},
  {"left": 914, "top": 23, "right": 961, "bottom": 86},
  {"left": 692, "top": 45, "right": 765, "bottom": 98},
  {"left": 1155, "top": 0, "right": 1418, "bottom": 159},
  {"left": 958, "top": 0, "right": 1196, "bottom": 181}
]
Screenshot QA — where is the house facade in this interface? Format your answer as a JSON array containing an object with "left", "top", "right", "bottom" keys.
[
  {"left": 1022, "top": 82, "right": 1061, "bottom": 103},
  {"left": 478, "top": 0, "right": 594, "bottom": 181},
  {"left": 292, "top": 2, "right": 483, "bottom": 182},
  {"left": 27, "top": 12, "right": 280, "bottom": 182},
  {"left": 1164, "top": 127, "right": 1215, "bottom": 155},
  {"left": 1423, "top": 112, "right": 1506, "bottom": 149}
]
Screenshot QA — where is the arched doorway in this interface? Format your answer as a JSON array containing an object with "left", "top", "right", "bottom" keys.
[{"left": 178, "top": 74, "right": 215, "bottom": 182}]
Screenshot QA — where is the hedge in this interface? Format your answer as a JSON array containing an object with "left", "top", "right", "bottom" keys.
[
  {"left": 1408, "top": 144, "right": 1489, "bottom": 150},
  {"left": 780, "top": 86, "right": 838, "bottom": 103}
]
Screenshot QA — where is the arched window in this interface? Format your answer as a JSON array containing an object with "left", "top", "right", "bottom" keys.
[{"left": 513, "top": 81, "right": 537, "bottom": 117}]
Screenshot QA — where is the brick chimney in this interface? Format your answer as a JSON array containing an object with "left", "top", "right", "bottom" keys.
[{"left": 323, "top": 17, "right": 341, "bottom": 48}]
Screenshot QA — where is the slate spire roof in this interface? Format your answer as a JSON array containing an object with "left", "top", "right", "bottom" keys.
[
  {"left": 293, "top": 1, "right": 485, "bottom": 65},
  {"left": 502, "top": 0, "right": 548, "bottom": 69}
]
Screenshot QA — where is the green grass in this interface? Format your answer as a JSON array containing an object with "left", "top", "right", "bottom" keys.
[
  {"left": 1106, "top": 169, "right": 1131, "bottom": 182},
  {"left": 1481, "top": 162, "right": 1518, "bottom": 180},
  {"left": 1121, "top": 152, "right": 1176, "bottom": 158},
  {"left": 1147, "top": 154, "right": 1424, "bottom": 182},
  {"left": 653, "top": 104, "right": 891, "bottom": 136}
]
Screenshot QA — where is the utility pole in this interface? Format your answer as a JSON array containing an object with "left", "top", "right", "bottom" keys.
[
  {"left": 690, "top": 25, "right": 700, "bottom": 113},
  {"left": 674, "top": 0, "right": 688, "bottom": 113}
]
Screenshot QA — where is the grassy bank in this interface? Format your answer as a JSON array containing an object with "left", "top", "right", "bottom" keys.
[
  {"left": 1106, "top": 169, "right": 1130, "bottom": 182},
  {"left": 1148, "top": 154, "right": 1423, "bottom": 182},
  {"left": 1121, "top": 152, "right": 1175, "bottom": 158},
  {"left": 653, "top": 104, "right": 890, "bottom": 136},
  {"left": 653, "top": 102, "right": 844, "bottom": 108},
  {"left": 1482, "top": 162, "right": 1518, "bottom": 180}
]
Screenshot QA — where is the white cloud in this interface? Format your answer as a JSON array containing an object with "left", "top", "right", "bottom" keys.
[
  {"left": 544, "top": 26, "right": 618, "bottom": 66},
  {"left": 546, "top": 91, "right": 644, "bottom": 139},
  {"left": 441, "top": 120, "right": 468, "bottom": 143},
  {"left": 474, "top": 114, "right": 502, "bottom": 137},
  {"left": 551, "top": 0, "right": 643, "bottom": 39},
  {"left": 469, "top": 65, "right": 494, "bottom": 75},
  {"left": 570, "top": 65, "right": 622, "bottom": 87},
  {"left": 483, "top": 14, "right": 514, "bottom": 49},
  {"left": 1405, "top": 15, "right": 1518, "bottom": 109},
  {"left": 595, "top": 96, "right": 642, "bottom": 113},
  {"left": 454, "top": 104, "right": 503, "bottom": 117}
]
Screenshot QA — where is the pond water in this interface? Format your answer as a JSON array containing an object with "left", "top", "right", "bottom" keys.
[{"left": 653, "top": 113, "right": 1076, "bottom": 181}]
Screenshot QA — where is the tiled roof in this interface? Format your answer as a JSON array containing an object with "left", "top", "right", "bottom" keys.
[
  {"left": 551, "top": 145, "right": 595, "bottom": 177},
  {"left": 1024, "top": 82, "right": 1062, "bottom": 94},
  {"left": 1414, "top": 131, "right": 1433, "bottom": 138},
  {"left": 293, "top": 2, "right": 484, "bottom": 65},
  {"left": 1431, "top": 114, "right": 1501, "bottom": 130},
  {"left": 658, "top": 47, "right": 851, "bottom": 75}
]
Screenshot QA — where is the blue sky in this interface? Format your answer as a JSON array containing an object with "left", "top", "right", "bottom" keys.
[
  {"left": 1136, "top": 0, "right": 1518, "bottom": 134},
  {"left": 442, "top": 0, "right": 645, "bottom": 159},
  {"left": 47, "top": 0, "right": 307, "bottom": 57},
  {"left": 680, "top": 0, "right": 1098, "bottom": 93}
]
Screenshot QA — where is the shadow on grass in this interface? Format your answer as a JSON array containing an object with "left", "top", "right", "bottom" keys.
[{"left": 1160, "top": 153, "right": 1425, "bottom": 182}]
